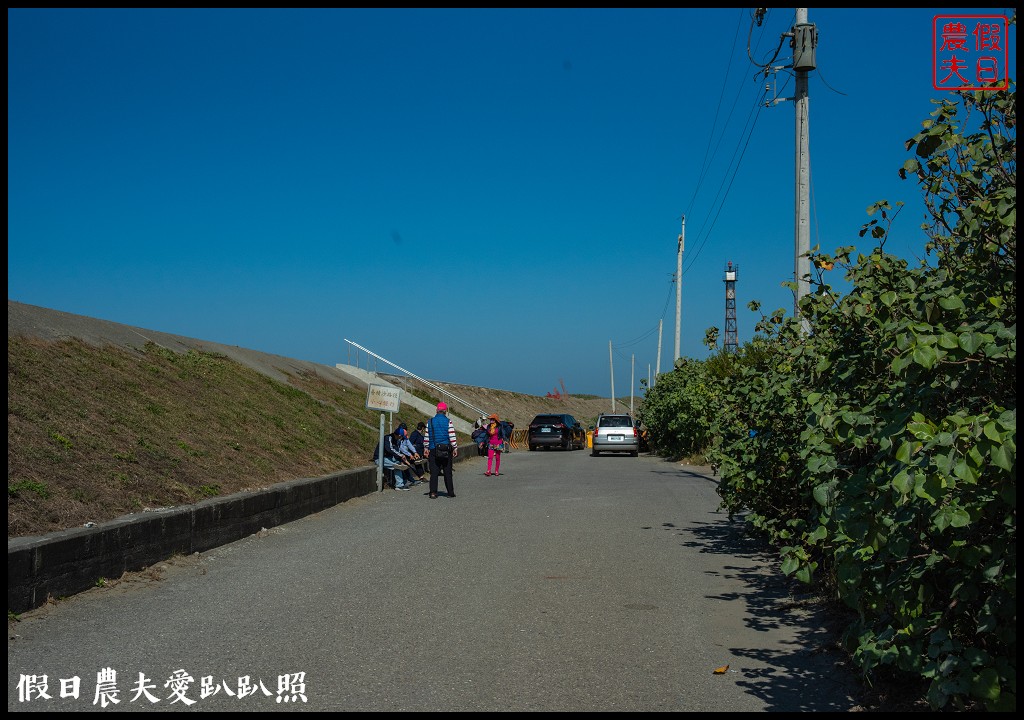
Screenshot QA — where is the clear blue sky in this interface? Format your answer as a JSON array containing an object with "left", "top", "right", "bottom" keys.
[{"left": 8, "top": 8, "right": 1016, "bottom": 397}]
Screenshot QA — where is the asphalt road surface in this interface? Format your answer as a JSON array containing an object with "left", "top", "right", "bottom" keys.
[{"left": 8, "top": 450, "right": 859, "bottom": 712}]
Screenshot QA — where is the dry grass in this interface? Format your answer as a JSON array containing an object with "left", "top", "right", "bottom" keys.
[{"left": 8, "top": 337, "right": 405, "bottom": 538}]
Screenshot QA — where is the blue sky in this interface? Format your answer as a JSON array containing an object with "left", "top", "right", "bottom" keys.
[{"left": 8, "top": 8, "right": 1016, "bottom": 397}]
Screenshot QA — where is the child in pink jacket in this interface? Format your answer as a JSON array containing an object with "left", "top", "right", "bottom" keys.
[{"left": 484, "top": 413, "right": 504, "bottom": 476}]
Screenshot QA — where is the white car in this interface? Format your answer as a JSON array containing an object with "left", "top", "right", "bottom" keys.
[{"left": 591, "top": 413, "right": 640, "bottom": 457}]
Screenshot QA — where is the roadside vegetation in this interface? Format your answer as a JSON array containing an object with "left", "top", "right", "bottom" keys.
[{"left": 639, "top": 78, "right": 1016, "bottom": 711}]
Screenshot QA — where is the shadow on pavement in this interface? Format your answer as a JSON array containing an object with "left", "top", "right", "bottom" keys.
[{"left": 664, "top": 463, "right": 860, "bottom": 712}]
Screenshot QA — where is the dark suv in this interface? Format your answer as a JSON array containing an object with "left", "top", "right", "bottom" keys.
[
  {"left": 528, "top": 413, "right": 586, "bottom": 451},
  {"left": 591, "top": 413, "right": 640, "bottom": 457}
]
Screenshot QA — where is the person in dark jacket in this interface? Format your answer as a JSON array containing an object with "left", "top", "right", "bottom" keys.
[
  {"left": 409, "top": 422, "right": 426, "bottom": 456},
  {"left": 373, "top": 427, "right": 414, "bottom": 490}
]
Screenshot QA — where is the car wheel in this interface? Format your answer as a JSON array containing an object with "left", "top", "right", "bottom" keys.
[
  {"left": 591, "top": 448, "right": 599, "bottom": 457},
  {"left": 529, "top": 444, "right": 536, "bottom": 451},
  {"left": 631, "top": 450, "right": 639, "bottom": 457}
]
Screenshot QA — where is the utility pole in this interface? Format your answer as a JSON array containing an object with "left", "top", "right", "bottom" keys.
[
  {"left": 630, "top": 353, "right": 635, "bottom": 416},
  {"left": 793, "top": 9, "right": 815, "bottom": 327},
  {"left": 674, "top": 215, "right": 684, "bottom": 364},
  {"left": 655, "top": 318, "right": 662, "bottom": 386},
  {"left": 609, "top": 340, "right": 615, "bottom": 413}
]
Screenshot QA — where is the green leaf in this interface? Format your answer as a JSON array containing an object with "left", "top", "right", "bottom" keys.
[
  {"left": 958, "top": 331, "right": 984, "bottom": 353},
  {"left": 948, "top": 507, "right": 971, "bottom": 527},
  {"left": 970, "top": 667, "right": 1001, "bottom": 702},
  {"left": 938, "top": 295, "right": 965, "bottom": 310},
  {"left": 780, "top": 555, "right": 800, "bottom": 576},
  {"left": 880, "top": 290, "right": 897, "bottom": 306},
  {"left": 913, "top": 344, "right": 938, "bottom": 369},
  {"left": 983, "top": 421, "right": 1002, "bottom": 442},
  {"left": 954, "top": 458, "right": 980, "bottom": 483},
  {"left": 892, "top": 469, "right": 913, "bottom": 494},
  {"left": 990, "top": 443, "right": 1014, "bottom": 472},
  {"left": 895, "top": 441, "right": 915, "bottom": 462},
  {"left": 807, "top": 524, "right": 828, "bottom": 544},
  {"left": 916, "top": 133, "right": 941, "bottom": 157},
  {"left": 907, "top": 422, "right": 934, "bottom": 441},
  {"left": 813, "top": 480, "right": 838, "bottom": 507},
  {"left": 915, "top": 473, "right": 942, "bottom": 503}
]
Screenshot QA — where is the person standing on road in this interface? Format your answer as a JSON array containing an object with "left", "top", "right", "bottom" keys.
[
  {"left": 424, "top": 402, "right": 458, "bottom": 499},
  {"left": 484, "top": 413, "right": 504, "bottom": 476}
]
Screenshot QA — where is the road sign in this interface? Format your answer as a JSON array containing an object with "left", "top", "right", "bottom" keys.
[{"left": 366, "top": 384, "right": 401, "bottom": 413}]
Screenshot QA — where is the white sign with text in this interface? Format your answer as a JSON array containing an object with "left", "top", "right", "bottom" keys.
[{"left": 365, "top": 384, "right": 401, "bottom": 412}]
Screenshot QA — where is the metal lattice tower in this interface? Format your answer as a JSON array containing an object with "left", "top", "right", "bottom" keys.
[{"left": 724, "top": 262, "right": 739, "bottom": 353}]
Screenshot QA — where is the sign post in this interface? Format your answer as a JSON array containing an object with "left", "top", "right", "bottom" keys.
[{"left": 366, "top": 384, "right": 402, "bottom": 491}]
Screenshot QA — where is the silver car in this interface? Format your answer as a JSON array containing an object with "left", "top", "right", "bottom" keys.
[{"left": 591, "top": 413, "right": 640, "bottom": 457}]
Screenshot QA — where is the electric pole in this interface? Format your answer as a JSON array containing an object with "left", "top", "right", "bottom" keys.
[
  {"left": 609, "top": 340, "right": 615, "bottom": 413},
  {"left": 630, "top": 353, "right": 635, "bottom": 416},
  {"left": 793, "top": 9, "right": 815, "bottom": 327},
  {"left": 655, "top": 318, "right": 662, "bottom": 386},
  {"left": 674, "top": 215, "right": 684, "bottom": 364}
]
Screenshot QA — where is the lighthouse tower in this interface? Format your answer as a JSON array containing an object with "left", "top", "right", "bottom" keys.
[{"left": 724, "top": 262, "right": 739, "bottom": 353}]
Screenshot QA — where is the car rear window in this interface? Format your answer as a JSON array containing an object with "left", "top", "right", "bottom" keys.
[
  {"left": 531, "top": 415, "right": 564, "bottom": 425},
  {"left": 599, "top": 416, "right": 633, "bottom": 428}
]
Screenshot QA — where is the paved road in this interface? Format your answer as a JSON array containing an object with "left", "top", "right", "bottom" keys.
[{"left": 8, "top": 450, "right": 858, "bottom": 712}]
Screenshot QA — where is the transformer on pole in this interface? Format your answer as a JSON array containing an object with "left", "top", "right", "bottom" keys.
[{"left": 724, "top": 262, "right": 739, "bottom": 353}]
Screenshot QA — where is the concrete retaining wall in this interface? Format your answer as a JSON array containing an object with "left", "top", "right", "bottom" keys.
[
  {"left": 7, "top": 465, "right": 377, "bottom": 614},
  {"left": 8, "top": 451, "right": 478, "bottom": 615}
]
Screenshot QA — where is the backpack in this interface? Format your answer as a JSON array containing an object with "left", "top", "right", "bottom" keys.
[{"left": 499, "top": 421, "right": 514, "bottom": 441}]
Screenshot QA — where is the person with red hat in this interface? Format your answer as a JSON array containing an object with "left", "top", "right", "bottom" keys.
[{"left": 424, "top": 402, "right": 458, "bottom": 499}]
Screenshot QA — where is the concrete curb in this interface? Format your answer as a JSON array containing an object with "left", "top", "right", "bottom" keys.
[
  {"left": 8, "top": 452, "right": 478, "bottom": 614},
  {"left": 7, "top": 464, "right": 380, "bottom": 614}
]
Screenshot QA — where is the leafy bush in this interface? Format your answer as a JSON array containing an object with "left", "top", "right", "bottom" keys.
[{"left": 644, "top": 75, "right": 1016, "bottom": 710}]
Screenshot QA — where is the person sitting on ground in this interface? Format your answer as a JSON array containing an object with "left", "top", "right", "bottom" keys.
[
  {"left": 409, "top": 422, "right": 427, "bottom": 457},
  {"left": 396, "top": 426, "right": 427, "bottom": 484},
  {"left": 373, "top": 427, "right": 414, "bottom": 490}
]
